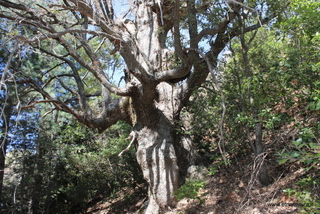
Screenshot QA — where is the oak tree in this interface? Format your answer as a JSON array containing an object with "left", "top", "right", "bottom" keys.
[{"left": 0, "top": 0, "right": 286, "bottom": 212}]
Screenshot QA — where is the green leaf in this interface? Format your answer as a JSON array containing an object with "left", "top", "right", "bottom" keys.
[
  {"left": 295, "top": 138, "right": 303, "bottom": 144},
  {"left": 291, "top": 151, "right": 300, "bottom": 158},
  {"left": 278, "top": 158, "right": 288, "bottom": 164}
]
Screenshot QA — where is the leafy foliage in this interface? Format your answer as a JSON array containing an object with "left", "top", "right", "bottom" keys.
[
  {"left": 174, "top": 179, "right": 206, "bottom": 204},
  {"left": 184, "top": 0, "right": 319, "bottom": 188},
  {"left": 2, "top": 115, "right": 142, "bottom": 213},
  {"left": 283, "top": 174, "right": 320, "bottom": 214},
  {"left": 278, "top": 127, "right": 320, "bottom": 166}
]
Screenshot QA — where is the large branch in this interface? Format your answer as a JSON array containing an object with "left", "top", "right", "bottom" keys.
[
  {"left": 0, "top": 0, "right": 134, "bottom": 130},
  {"left": 67, "top": 0, "right": 150, "bottom": 82},
  {"left": 19, "top": 72, "right": 130, "bottom": 132},
  {"left": 155, "top": 63, "right": 191, "bottom": 82},
  {"left": 77, "top": 96, "right": 131, "bottom": 132},
  {"left": 178, "top": 1, "right": 244, "bottom": 101},
  {"left": 54, "top": 36, "right": 133, "bottom": 96},
  {"left": 195, "top": 0, "right": 243, "bottom": 44},
  {"left": 173, "top": 0, "right": 187, "bottom": 61},
  {"left": 179, "top": 0, "right": 284, "bottom": 108},
  {"left": 187, "top": 0, "right": 198, "bottom": 49},
  {"left": 0, "top": 0, "right": 30, "bottom": 11},
  {"left": 0, "top": 0, "right": 143, "bottom": 82},
  {"left": 37, "top": 47, "right": 90, "bottom": 113}
]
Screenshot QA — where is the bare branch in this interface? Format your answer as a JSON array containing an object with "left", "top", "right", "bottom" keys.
[
  {"left": 28, "top": 79, "right": 80, "bottom": 117},
  {"left": 0, "top": 0, "right": 29, "bottom": 11},
  {"left": 21, "top": 99, "right": 65, "bottom": 109},
  {"left": 195, "top": 0, "right": 243, "bottom": 44},
  {"left": 13, "top": 29, "right": 123, "bottom": 44},
  {"left": 56, "top": 77, "right": 78, "bottom": 96},
  {"left": 118, "top": 131, "right": 137, "bottom": 157},
  {"left": 37, "top": 46, "right": 89, "bottom": 112},
  {"left": 54, "top": 36, "right": 132, "bottom": 96},
  {"left": 68, "top": 0, "right": 118, "bottom": 36}
]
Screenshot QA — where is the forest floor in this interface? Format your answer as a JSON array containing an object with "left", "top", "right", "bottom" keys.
[{"left": 86, "top": 151, "right": 318, "bottom": 214}]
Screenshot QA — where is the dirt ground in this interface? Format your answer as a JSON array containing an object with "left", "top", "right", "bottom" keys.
[{"left": 86, "top": 153, "right": 317, "bottom": 214}]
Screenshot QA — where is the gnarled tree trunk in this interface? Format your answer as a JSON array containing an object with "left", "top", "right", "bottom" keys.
[
  {"left": 135, "top": 122, "right": 179, "bottom": 213},
  {"left": 132, "top": 82, "right": 190, "bottom": 213}
]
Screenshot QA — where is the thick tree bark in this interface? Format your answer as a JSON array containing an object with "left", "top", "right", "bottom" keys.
[
  {"left": 135, "top": 122, "right": 179, "bottom": 213},
  {"left": 131, "top": 82, "right": 192, "bottom": 213},
  {"left": 133, "top": 110, "right": 198, "bottom": 212}
]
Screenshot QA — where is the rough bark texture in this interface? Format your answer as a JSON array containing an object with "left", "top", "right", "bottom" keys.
[
  {"left": 131, "top": 82, "right": 184, "bottom": 212},
  {"left": 136, "top": 123, "right": 179, "bottom": 212}
]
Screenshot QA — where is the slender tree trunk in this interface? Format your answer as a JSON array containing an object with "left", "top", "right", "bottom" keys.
[
  {"left": 31, "top": 143, "right": 44, "bottom": 214},
  {"left": 253, "top": 119, "right": 271, "bottom": 186},
  {"left": 0, "top": 149, "right": 6, "bottom": 202},
  {"left": 0, "top": 95, "right": 13, "bottom": 202},
  {"left": 239, "top": 19, "right": 271, "bottom": 186}
]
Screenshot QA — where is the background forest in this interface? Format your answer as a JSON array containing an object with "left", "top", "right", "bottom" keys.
[{"left": 0, "top": 0, "right": 319, "bottom": 213}]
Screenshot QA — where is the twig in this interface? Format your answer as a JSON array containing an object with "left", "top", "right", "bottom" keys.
[
  {"left": 239, "top": 152, "right": 267, "bottom": 210},
  {"left": 118, "top": 131, "right": 137, "bottom": 157}
]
